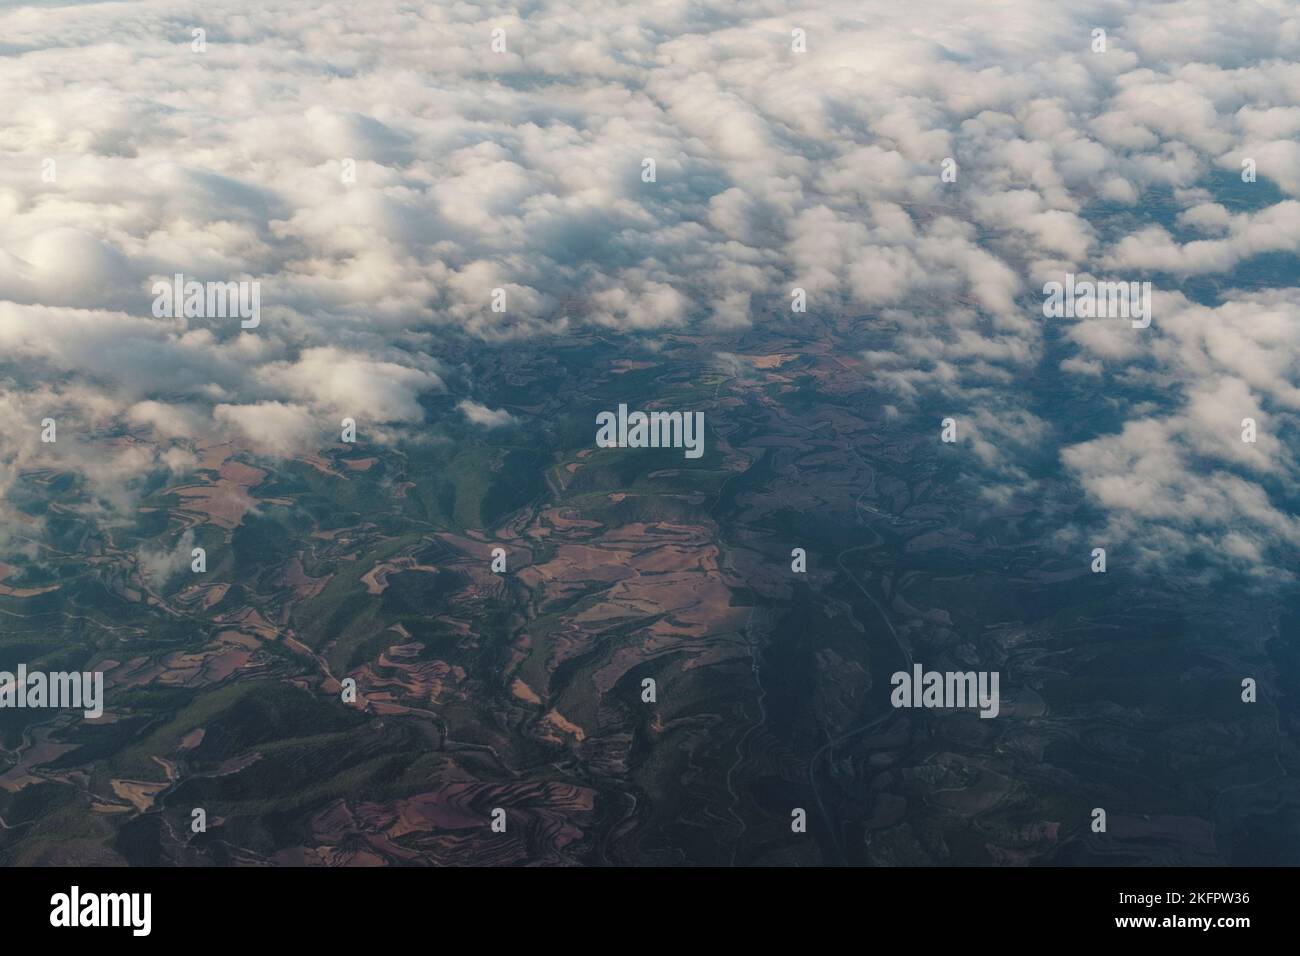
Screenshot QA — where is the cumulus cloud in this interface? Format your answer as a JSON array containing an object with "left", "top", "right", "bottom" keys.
[
  {"left": 213, "top": 401, "right": 321, "bottom": 455},
  {"left": 137, "top": 529, "right": 197, "bottom": 587},
  {"left": 260, "top": 347, "right": 443, "bottom": 423},
  {"left": 457, "top": 400, "right": 517, "bottom": 429},
  {"left": 1105, "top": 202, "right": 1300, "bottom": 275}
]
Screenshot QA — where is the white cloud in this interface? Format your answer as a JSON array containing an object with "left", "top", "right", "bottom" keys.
[{"left": 457, "top": 400, "right": 517, "bottom": 429}]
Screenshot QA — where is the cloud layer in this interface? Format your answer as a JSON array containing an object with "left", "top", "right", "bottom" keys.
[{"left": 0, "top": 0, "right": 1297, "bottom": 575}]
